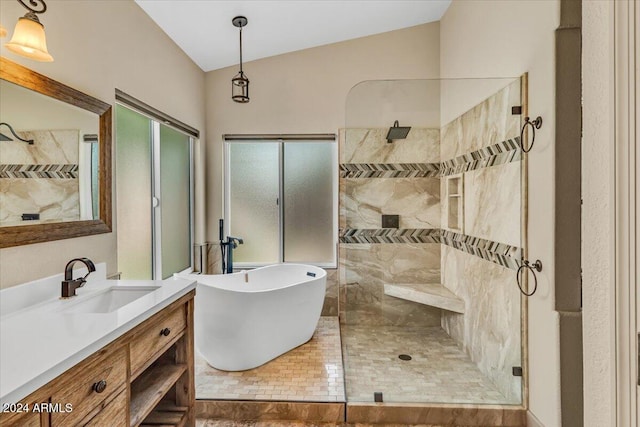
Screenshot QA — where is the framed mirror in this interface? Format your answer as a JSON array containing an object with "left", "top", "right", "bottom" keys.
[{"left": 0, "top": 57, "right": 112, "bottom": 248}]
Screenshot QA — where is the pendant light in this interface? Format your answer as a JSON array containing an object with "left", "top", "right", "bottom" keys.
[
  {"left": 5, "top": 0, "right": 53, "bottom": 62},
  {"left": 231, "top": 16, "right": 249, "bottom": 103}
]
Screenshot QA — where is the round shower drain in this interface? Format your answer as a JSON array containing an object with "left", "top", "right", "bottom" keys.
[{"left": 398, "top": 354, "right": 412, "bottom": 361}]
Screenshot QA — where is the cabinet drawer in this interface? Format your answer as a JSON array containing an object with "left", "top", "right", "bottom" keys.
[
  {"left": 130, "top": 305, "right": 186, "bottom": 375},
  {"left": 83, "top": 390, "right": 127, "bottom": 427},
  {"left": 0, "top": 406, "right": 41, "bottom": 427},
  {"left": 51, "top": 346, "right": 127, "bottom": 426}
]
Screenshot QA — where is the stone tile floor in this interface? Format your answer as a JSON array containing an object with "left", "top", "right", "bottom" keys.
[
  {"left": 341, "top": 325, "right": 518, "bottom": 404},
  {"left": 196, "top": 317, "right": 346, "bottom": 402},
  {"left": 195, "top": 317, "right": 518, "bottom": 405}
]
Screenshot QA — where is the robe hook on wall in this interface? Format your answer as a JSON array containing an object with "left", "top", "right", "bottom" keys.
[
  {"left": 519, "top": 116, "right": 543, "bottom": 153},
  {"left": 516, "top": 258, "right": 542, "bottom": 297}
]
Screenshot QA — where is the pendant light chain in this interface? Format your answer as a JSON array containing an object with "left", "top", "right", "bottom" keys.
[{"left": 239, "top": 25, "right": 243, "bottom": 74}]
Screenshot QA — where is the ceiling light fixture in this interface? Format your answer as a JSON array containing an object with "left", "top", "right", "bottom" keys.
[
  {"left": 231, "top": 16, "right": 249, "bottom": 103},
  {"left": 5, "top": 0, "right": 53, "bottom": 62}
]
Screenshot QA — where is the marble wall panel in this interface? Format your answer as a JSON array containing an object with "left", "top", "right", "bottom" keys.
[
  {"left": 340, "top": 243, "right": 441, "bottom": 326},
  {"left": 0, "top": 129, "right": 80, "bottom": 226},
  {"left": 441, "top": 245, "right": 522, "bottom": 402},
  {"left": 463, "top": 161, "right": 521, "bottom": 247},
  {"left": 440, "top": 80, "right": 520, "bottom": 160},
  {"left": 342, "top": 177, "right": 440, "bottom": 229},
  {"left": 0, "top": 178, "right": 79, "bottom": 224},
  {"left": 342, "top": 128, "right": 440, "bottom": 164},
  {"left": 206, "top": 243, "right": 223, "bottom": 275},
  {"left": 321, "top": 268, "right": 339, "bottom": 316},
  {"left": 0, "top": 129, "right": 79, "bottom": 164}
]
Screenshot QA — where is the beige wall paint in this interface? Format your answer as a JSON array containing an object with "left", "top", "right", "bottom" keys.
[
  {"left": 204, "top": 22, "right": 440, "bottom": 234},
  {"left": 440, "top": 1, "right": 560, "bottom": 425},
  {"left": 0, "top": 0, "right": 206, "bottom": 289},
  {"left": 582, "top": 2, "right": 615, "bottom": 425}
]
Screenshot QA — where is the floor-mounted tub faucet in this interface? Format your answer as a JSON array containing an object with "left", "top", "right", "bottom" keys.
[
  {"left": 222, "top": 236, "right": 243, "bottom": 274},
  {"left": 61, "top": 257, "right": 96, "bottom": 298}
]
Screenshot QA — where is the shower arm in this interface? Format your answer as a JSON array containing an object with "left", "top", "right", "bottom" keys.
[{"left": 0, "top": 122, "right": 34, "bottom": 144}]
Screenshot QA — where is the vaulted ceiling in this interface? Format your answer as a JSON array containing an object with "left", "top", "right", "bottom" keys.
[{"left": 135, "top": 0, "right": 451, "bottom": 72}]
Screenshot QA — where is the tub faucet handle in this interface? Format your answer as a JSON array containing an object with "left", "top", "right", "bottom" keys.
[{"left": 228, "top": 236, "right": 244, "bottom": 248}]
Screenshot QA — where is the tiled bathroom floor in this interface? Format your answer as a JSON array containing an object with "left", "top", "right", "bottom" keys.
[
  {"left": 341, "top": 325, "right": 518, "bottom": 404},
  {"left": 196, "top": 317, "right": 346, "bottom": 402}
]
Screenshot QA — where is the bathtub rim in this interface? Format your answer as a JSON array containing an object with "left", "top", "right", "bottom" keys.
[{"left": 177, "top": 263, "right": 326, "bottom": 294}]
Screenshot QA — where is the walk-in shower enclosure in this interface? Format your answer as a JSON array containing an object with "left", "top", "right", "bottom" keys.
[{"left": 340, "top": 78, "right": 527, "bottom": 406}]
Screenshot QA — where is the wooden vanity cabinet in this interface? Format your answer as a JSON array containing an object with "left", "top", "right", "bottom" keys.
[{"left": 0, "top": 291, "right": 195, "bottom": 427}]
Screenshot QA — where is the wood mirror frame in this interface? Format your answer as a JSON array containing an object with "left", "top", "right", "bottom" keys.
[{"left": 0, "top": 57, "right": 112, "bottom": 248}]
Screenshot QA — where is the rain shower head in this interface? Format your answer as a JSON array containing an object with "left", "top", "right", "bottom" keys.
[{"left": 386, "top": 120, "right": 411, "bottom": 143}]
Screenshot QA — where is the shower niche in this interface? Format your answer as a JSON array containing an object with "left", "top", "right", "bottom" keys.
[
  {"left": 446, "top": 174, "right": 464, "bottom": 232},
  {"left": 340, "top": 77, "right": 527, "bottom": 407}
]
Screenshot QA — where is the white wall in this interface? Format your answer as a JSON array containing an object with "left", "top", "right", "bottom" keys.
[
  {"left": 204, "top": 23, "right": 440, "bottom": 235},
  {"left": 440, "top": 1, "right": 560, "bottom": 425},
  {"left": 0, "top": 0, "right": 206, "bottom": 288}
]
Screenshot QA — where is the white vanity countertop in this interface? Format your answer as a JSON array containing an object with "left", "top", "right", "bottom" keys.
[{"left": 0, "top": 276, "right": 196, "bottom": 406}]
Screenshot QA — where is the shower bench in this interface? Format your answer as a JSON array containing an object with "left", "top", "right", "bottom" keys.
[{"left": 384, "top": 283, "right": 465, "bottom": 314}]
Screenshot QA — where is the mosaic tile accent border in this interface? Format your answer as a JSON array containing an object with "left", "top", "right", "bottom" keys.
[
  {"left": 340, "top": 228, "right": 521, "bottom": 270},
  {"left": 441, "top": 230, "right": 522, "bottom": 271},
  {"left": 0, "top": 164, "right": 79, "bottom": 179},
  {"left": 339, "top": 138, "right": 520, "bottom": 179},
  {"left": 339, "top": 163, "right": 440, "bottom": 178},
  {"left": 441, "top": 138, "right": 522, "bottom": 176},
  {"left": 339, "top": 228, "right": 440, "bottom": 244}
]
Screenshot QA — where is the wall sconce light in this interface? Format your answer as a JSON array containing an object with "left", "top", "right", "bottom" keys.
[
  {"left": 231, "top": 16, "right": 249, "bottom": 103},
  {"left": 0, "top": 122, "right": 35, "bottom": 144},
  {"left": 5, "top": 0, "right": 53, "bottom": 62},
  {"left": 0, "top": 24, "right": 7, "bottom": 38}
]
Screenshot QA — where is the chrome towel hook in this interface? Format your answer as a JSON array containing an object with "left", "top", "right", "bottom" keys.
[
  {"left": 516, "top": 259, "right": 542, "bottom": 296},
  {"left": 519, "top": 116, "right": 543, "bottom": 153}
]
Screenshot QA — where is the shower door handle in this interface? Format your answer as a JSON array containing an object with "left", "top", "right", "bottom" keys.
[{"left": 152, "top": 197, "right": 159, "bottom": 207}]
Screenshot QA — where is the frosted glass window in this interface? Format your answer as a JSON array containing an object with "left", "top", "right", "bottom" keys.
[
  {"left": 228, "top": 143, "right": 280, "bottom": 264},
  {"left": 226, "top": 139, "right": 336, "bottom": 266},
  {"left": 284, "top": 142, "right": 334, "bottom": 263},
  {"left": 160, "top": 124, "right": 191, "bottom": 279},
  {"left": 115, "top": 105, "right": 152, "bottom": 280}
]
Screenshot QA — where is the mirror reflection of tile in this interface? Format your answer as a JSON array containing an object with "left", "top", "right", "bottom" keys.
[{"left": 0, "top": 129, "right": 80, "bottom": 225}]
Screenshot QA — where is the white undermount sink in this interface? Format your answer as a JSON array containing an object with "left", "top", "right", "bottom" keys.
[{"left": 61, "top": 286, "right": 160, "bottom": 314}]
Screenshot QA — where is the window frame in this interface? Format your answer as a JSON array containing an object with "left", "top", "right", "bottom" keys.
[{"left": 223, "top": 135, "right": 338, "bottom": 269}]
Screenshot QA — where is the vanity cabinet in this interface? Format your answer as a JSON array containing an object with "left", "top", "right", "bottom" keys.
[{"left": 0, "top": 291, "right": 195, "bottom": 427}]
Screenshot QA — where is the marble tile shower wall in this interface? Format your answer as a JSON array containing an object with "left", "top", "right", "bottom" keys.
[
  {"left": 339, "top": 128, "right": 442, "bottom": 326},
  {"left": 0, "top": 129, "right": 80, "bottom": 225},
  {"left": 440, "top": 79, "right": 523, "bottom": 402}
]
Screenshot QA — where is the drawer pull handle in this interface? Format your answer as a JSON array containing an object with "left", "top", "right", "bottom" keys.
[
  {"left": 160, "top": 327, "right": 171, "bottom": 337},
  {"left": 92, "top": 380, "right": 107, "bottom": 394}
]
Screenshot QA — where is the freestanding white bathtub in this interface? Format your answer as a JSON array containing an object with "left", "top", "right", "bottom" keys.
[{"left": 180, "top": 264, "right": 326, "bottom": 371}]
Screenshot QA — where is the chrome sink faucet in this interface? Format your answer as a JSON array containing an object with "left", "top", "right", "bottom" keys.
[{"left": 61, "top": 258, "right": 96, "bottom": 298}]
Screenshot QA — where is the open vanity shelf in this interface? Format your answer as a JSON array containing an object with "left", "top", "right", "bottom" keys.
[{"left": 0, "top": 291, "right": 195, "bottom": 427}]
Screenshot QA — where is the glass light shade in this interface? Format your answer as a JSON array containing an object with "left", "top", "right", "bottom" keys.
[
  {"left": 5, "top": 16, "right": 53, "bottom": 62},
  {"left": 232, "top": 71, "right": 249, "bottom": 103},
  {"left": 0, "top": 24, "right": 7, "bottom": 38}
]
